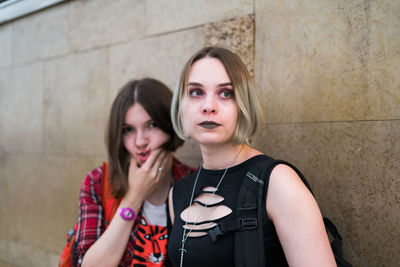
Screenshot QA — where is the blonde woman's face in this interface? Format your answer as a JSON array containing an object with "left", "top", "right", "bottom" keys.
[{"left": 182, "top": 57, "right": 238, "bottom": 146}]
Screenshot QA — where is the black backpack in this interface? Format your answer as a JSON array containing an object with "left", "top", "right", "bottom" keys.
[{"left": 208, "top": 155, "right": 352, "bottom": 267}]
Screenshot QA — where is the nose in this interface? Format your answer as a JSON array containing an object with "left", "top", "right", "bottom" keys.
[
  {"left": 201, "top": 96, "right": 217, "bottom": 114},
  {"left": 135, "top": 130, "right": 148, "bottom": 147}
]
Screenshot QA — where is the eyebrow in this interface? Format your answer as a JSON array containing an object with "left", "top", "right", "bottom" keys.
[{"left": 187, "top": 82, "right": 233, "bottom": 87}]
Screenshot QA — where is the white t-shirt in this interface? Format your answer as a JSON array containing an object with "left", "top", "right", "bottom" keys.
[{"left": 141, "top": 199, "right": 167, "bottom": 226}]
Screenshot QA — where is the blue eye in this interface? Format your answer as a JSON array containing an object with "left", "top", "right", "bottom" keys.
[
  {"left": 150, "top": 122, "right": 157, "bottom": 128},
  {"left": 220, "top": 89, "right": 234, "bottom": 99},
  {"left": 189, "top": 88, "right": 203, "bottom": 97}
]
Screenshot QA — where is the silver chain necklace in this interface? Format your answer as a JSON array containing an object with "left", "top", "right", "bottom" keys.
[{"left": 179, "top": 163, "right": 229, "bottom": 267}]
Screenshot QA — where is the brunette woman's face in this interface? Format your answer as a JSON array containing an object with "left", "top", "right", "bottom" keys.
[
  {"left": 182, "top": 57, "right": 239, "bottom": 146},
  {"left": 122, "top": 103, "right": 170, "bottom": 166}
]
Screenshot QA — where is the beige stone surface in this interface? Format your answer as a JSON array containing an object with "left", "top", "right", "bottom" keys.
[
  {"left": 204, "top": 15, "right": 255, "bottom": 79},
  {"left": 69, "top": 0, "right": 146, "bottom": 51},
  {"left": 144, "top": 0, "right": 253, "bottom": 35},
  {"left": 0, "top": 239, "right": 59, "bottom": 267},
  {"left": 255, "top": 0, "right": 400, "bottom": 123},
  {"left": 0, "top": 153, "right": 104, "bottom": 257},
  {"left": 42, "top": 48, "right": 109, "bottom": 157},
  {"left": 0, "top": 63, "right": 43, "bottom": 153},
  {"left": 0, "top": 259, "right": 20, "bottom": 267},
  {"left": 254, "top": 119, "right": 400, "bottom": 267},
  {"left": 0, "top": 24, "right": 12, "bottom": 68},
  {"left": 12, "top": 3, "right": 69, "bottom": 65},
  {"left": 174, "top": 138, "right": 202, "bottom": 168},
  {"left": 109, "top": 27, "right": 204, "bottom": 100}
]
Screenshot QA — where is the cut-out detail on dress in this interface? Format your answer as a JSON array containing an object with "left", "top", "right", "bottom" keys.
[
  {"left": 194, "top": 193, "right": 224, "bottom": 206},
  {"left": 183, "top": 222, "right": 217, "bottom": 230},
  {"left": 202, "top": 186, "right": 218, "bottom": 193},
  {"left": 186, "top": 231, "right": 208, "bottom": 237},
  {"left": 181, "top": 186, "right": 232, "bottom": 238},
  {"left": 180, "top": 202, "right": 232, "bottom": 223}
]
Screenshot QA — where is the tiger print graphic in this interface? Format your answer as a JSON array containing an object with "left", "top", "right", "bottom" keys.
[{"left": 132, "top": 217, "right": 168, "bottom": 267}]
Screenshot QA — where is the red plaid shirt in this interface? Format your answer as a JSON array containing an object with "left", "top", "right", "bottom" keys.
[{"left": 75, "top": 158, "right": 196, "bottom": 267}]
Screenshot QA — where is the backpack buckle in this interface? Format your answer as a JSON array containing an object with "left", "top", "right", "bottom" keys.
[
  {"left": 240, "top": 218, "right": 257, "bottom": 230},
  {"left": 209, "top": 225, "right": 223, "bottom": 242},
  {"left": 67, "top": 228, "right": 76, "bottom": 242}
]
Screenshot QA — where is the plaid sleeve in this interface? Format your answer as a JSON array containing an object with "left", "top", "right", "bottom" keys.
[
  {"left": 172, "top": 157, "right": 197, "bottom": 181},
  {"left": 75, "top": 166, "right": 105, "bottom": 266}
]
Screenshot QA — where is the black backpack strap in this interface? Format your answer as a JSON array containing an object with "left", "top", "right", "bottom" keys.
[
  {"left": 209, "top": 155, "right": 276, "bottom": 267},
  {"left": 235, "top": 156, "right": 275, "bottom": 267}
]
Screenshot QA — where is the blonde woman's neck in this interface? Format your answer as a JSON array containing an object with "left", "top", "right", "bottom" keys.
[{"left": 200, "top": 143, "right": 262, "bottom": 170}]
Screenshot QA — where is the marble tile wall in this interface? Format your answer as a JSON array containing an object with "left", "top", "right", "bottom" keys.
[
  {"left": 254, "top": 0, "right": 400, "bottom": 265},
  {"left": 253, "top": 120, "right": 399, "bottom": 266},
  {"left": 255, "top": 0, "right": 400, "bottom": 123}
]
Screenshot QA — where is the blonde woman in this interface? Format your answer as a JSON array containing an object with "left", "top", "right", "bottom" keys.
[{"left": 167, "top": 47, "right": 336, "bottom": 267}]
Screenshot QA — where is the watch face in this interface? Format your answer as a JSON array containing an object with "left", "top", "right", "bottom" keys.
[{"left": 120, "top": 207, "right": 135, "bottom": 220}]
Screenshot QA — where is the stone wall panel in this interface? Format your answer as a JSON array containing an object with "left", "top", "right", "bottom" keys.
[
  {"left": 69, "top": 0, "right": 146, "bottom": 51},
  {"left": 254, "top": 119, "right": 400, "bottom": 266},
  {"left": 0, "top": 63, "right": 43, "bottom": 153},
  {"left": 12, "top": 4, "right": 69, "bottom": 65},
  {"left": 255, "top": 0, "right": 400, "bottom": 123},
  {"left": 0, "top": 154, "right": 103, "bottom": 265},
  {"left": 204, "top": 15, "right": 255, "bottom": 79},
  {"left": 144, "top": 0, "right": 253, "bottom": 35},
  {"left": 0, "top": 24, "right": 12, "bottom": 68},
  {"left": 42, "top": 49, "right": 109, "bottom": 157},
  {"left": 109, "top": 27, "right": 204, "bottom": 98}
]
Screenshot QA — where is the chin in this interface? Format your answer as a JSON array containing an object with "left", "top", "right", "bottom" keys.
[{"left": 197, "top": 137, "right": 229, "bottom": 146}]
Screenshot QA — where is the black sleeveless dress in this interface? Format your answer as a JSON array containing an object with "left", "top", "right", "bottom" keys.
[{"left": 167, "top": 155, "right": 289, "bottom": 267}]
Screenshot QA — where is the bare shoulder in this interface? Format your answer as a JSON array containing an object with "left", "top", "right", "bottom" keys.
[
  {"left": 269, "top": 164, "right": 308, "bottom": 195},
  {"left": 266, "top": 164, "right": 336, "bottom": 266},
  {"left": 267, "top": 163, "right": 316, "bottom": 220}
]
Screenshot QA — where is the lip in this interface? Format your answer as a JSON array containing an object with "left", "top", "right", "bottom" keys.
[
  {"left": 137, "top": 150, "right": 150, "bottom": 162},
  {"left": 199, "top": 120, "right": 221, "bottom": 129}
]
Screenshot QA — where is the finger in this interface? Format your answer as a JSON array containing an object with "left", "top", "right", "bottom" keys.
[
  {"left": 157, "top": 152, "right": 171, "bottom": 179},
  {"left": 129, "top": 157, "right": 138, "bottom": 172},
  {"left": 141, "top": 148, "right": 163, "bottom": 170},
  {"left": 152, "top": 150, "right": 167, "bottom": 177},
  {"left": 159, "top": 152, "right": 171, "bottom": 172}
]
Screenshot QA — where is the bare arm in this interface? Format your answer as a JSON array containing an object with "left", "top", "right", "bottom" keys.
[
  {"left": 168, "top": 186, "right": 175, "bottom": 225},
  {"left": 267, "top": 164, "right": 336, "bottom": 267},
  {"left": 82, "top": 150, "right": 170, "bottom": 267}
]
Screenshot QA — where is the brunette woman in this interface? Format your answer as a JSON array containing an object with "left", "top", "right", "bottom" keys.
[
  {"left": 74, "top": 78, "right": 195, "bottom": 267},
  {"left": 167, "top": 47, "right": 336, "bottom": 267}
]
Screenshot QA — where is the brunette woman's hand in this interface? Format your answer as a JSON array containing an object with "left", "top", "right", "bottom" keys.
[{"left": 123, "top": 149, "right": 172, "bottom": 206}]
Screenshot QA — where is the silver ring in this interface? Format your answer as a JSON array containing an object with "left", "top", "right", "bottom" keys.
[{"left": 158, "top": 167, "right": 163, "bottom": 172}]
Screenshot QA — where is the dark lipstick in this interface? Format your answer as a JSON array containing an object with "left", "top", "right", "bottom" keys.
[{"left": 199, "top": 121, "right": 221, "bottom": 129}]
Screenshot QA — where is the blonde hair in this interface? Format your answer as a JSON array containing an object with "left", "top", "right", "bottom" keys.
[{"left": 171, "top": 47, "right": 262, "bottom": 144}]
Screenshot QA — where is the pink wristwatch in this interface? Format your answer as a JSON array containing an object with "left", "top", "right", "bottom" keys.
[{"left": 117, "top": 207, "right": 139, "bottom": 221}]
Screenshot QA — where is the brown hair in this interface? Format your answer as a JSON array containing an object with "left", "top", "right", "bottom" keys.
[
  {"left": 107, "top": 78, "right": 183, "bottom": 198},
  {"left": 171, "top": 47, "right": 262, "bottom": 144}
]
